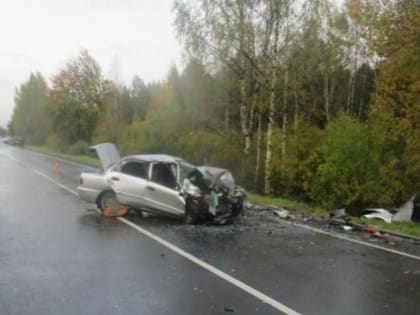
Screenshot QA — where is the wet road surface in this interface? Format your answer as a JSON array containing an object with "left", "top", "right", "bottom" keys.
[{"left": 1, "top": 143, "right": 419, "bottom": 315}]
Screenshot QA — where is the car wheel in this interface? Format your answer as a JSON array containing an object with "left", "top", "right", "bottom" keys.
[
  {"left": 183, "top": 198, "right": 198, "bottom": 224},
  {"left": 98, "top": 191, "right": 128, "bottom": 217}
]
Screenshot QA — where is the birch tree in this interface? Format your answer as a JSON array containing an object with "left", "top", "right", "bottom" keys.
[
  {"left": 174, "top": 0, "right": 258, "bottom": 154},
  {"left": 262, "top": 0, "right": 294, "bottom": 194}
]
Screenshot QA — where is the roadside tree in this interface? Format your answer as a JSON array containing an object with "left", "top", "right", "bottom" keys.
[{"left": 48, "top": 50, "right": 105, "bottom": 145}]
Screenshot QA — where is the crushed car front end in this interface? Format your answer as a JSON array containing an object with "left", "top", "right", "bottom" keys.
[{"left": 182, "top": 166, "right": 246, "bottom": 224}]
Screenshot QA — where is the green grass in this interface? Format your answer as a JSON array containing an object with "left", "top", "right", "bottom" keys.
[
  {"left": 246, "top": 192, "right": 329, "bottom": 218},
  {"left": 28, "top": 145, "right": 420, "bottom": 238},
  {"left": 247, "top": 192, "right": 420, "bottom": 238},
  {"left": 27, "top": 145, "right": 101, "bottom": 167}
]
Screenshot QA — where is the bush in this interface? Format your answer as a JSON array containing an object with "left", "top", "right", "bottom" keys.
[
  {"left": 68, "top": 140, "right": 90, "bottom": 155},
  {"left": 45, "top": 134, "right": 67, "bottom": 152},
  {"left": 270, "top": 121, "right": 323, "bottom": 200},
  {"left": 311, "top": 114, "right": 384, "bottom": 214},
  {"left": 175, "top": 130, "right": 249, "bottom": 184}
]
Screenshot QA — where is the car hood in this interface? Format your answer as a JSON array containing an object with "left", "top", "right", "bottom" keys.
[
  {"left": 186, "top": 166, "right": 236, "bottom": 193},
  {"left": 90, "top": 143, "right": 121, "bottom": 169}
]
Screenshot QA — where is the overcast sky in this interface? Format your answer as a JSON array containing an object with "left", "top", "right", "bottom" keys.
[{"left": 0, "top": 0, "right": 182, "bottom": 128}]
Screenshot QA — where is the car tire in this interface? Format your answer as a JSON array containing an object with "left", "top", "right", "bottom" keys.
[
  {"left": 98, "top": 190, "right": 128, "bottom": 217},
  {"left": 183, "top": 198, "right": 198, "bottom": 224}
]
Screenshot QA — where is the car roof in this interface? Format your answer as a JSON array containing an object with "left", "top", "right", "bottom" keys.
[{"left": 125, "top": 154, "right": 184, "bottom": 163}]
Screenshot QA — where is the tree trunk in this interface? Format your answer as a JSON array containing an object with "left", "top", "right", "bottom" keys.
[
  {"left": 358, "top": 68, "right": 367, "bottom": 119},
  {"left": 347, "top": 71, "right": 355, "bottom": 114},
  {"left": 239, "top": 78, "right": 251, "bottom": 154},
  {"left": 281, "top": 70, "right": 288, "bottom": 158},
  {"left": 254, "top": 112, "right": 262, "bottom": 190},
  {"left": 264, "top": 68, "right": 277, "bottom": 195},
  {"left": 225, "top": 95, "right": 230, "bottom": 129},
  {"left": 324, "top": 72, "right": 330, "bottom": 123},
  {"left": 248, "top": 91, "right": 257, "bottom": 135},
  {"left": 294, "top": 82, "right": 299, "bottom": 132}
]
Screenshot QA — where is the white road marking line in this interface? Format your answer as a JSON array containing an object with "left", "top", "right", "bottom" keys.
[
  {"left": 118, "top": 217, "right": 300, "bottom": 315},
  {"left": 9, "top": 155, "right": 300, "bottom": 314},
  {"left": 7, "top": 154, "right": 420, "bottom": 312},
  {"left": 32, "top": 169, "right": 79, "bottom": 197},
  {"left": 8, "top": 154, "right": 79, "bottom": 197},
  {"left": 278, "top": 219, "right": 420, "bottom": 262}
]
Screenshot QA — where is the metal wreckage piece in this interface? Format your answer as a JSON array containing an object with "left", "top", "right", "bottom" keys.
[
  {"left": 182, "top": 166, "right": 246, "bottom": 225},
  {"left": 362, "top": 194, "right": 416, "bottom": 224}
]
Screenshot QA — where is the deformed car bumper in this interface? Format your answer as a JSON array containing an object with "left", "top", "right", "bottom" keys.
[
  {"left": 182, "top": 167, "right": 246, "bottom": 224},
  {"left": 77, "top": 186, "right": 101, "bottom": 204}
]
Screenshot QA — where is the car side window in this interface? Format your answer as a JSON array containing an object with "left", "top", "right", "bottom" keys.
[
  {"left": 120, "top": 161, "right": 149, "bottom": 179},
  {"left": 151, "top": 163, "right": 177, "bottom": 189}
]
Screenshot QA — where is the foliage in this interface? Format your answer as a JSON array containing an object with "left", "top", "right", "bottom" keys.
[
  {"left": 120, "top": 84, "right": 179, "bottom": 154},
  {"left": 68, "top": 140, "right": 90, "bottom": 155},
  {"left": 7, "top": 0, "right": 419, "bottom": 218},
  {"left": 312, "top": 114, "right": 384, "bottom": 213},
  {"left": 176, "top": 130, "right": 248, "bottom": 181},
  {"left": 9, "top": 73, "right": 49, "bottom": 144},
  {"left": 350, "top": 0, "right": 420, "bottom": 203},
  {"left": 45, "top": 133, "right": 67, "bottom": 152},
  {"left": 271, "top": 121, "right": 323, "bottom": 199},
  {"left": 48, "top": 49, "right": 105, "bottom": 145}
]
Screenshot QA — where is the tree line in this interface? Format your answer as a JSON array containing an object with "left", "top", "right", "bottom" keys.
[{"left": 8, "top": 0, "right": 419, "bottom": 214}]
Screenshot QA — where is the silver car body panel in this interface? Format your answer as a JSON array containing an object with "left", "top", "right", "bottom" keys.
[
  {"left": 77, "top": 172, "right": 110, "bottom": 203},
  {"left": 78, "top": 186, "right": 102, "bottom": 204},
  {"left": 108, "top": 170, "right": 148, "bottom": 209},
  {"left": 78, "top": 153, "right": 187, "bottom": 216},
  {"left": 142, "top": 180, "right": 185, "bottom": 216}
]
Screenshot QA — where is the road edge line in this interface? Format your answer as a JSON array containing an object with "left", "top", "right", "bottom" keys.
[
  {"left": 118, "top": 217, "right": 301, "bottom": 315},
  {"left": 278, "top": 219, "right": 420, "bottom": 261},
  {"left": 10, "top": 155, "right": 299, "bottom": 314}
]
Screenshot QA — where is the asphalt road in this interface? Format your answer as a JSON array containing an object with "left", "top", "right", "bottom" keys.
[{"left": 1, "top": 143, "right": 419, "bottom": 315}]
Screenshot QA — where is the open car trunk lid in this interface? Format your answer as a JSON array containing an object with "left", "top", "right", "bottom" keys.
[{"left": 90, "top": 143, "right": 121, "bottom": 170}]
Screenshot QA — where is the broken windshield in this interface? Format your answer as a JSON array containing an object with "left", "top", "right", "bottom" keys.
[{"left": 178, "top": 160, "right": 195, "bottom": 184}]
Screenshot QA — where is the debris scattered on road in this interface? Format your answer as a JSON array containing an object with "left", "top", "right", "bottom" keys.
[
  {"left": 224, "top": 306, "right": 235, "bottom": 312},
  {"left": 272, "top": 209, "right": 290, "bottom": 218},
  {"left": 341, "top": 225, "right": 353, "bottom": 231},
  {"left": 272, "top": 208, "right": 297, "bottom": 220},
  {"left": 363, "top": 226, "right": 381, "bottom": 237}
]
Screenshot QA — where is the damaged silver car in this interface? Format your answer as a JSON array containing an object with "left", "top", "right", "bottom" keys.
[{"left": 77, "top": 143, "right": 245, "bottom": 224}]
